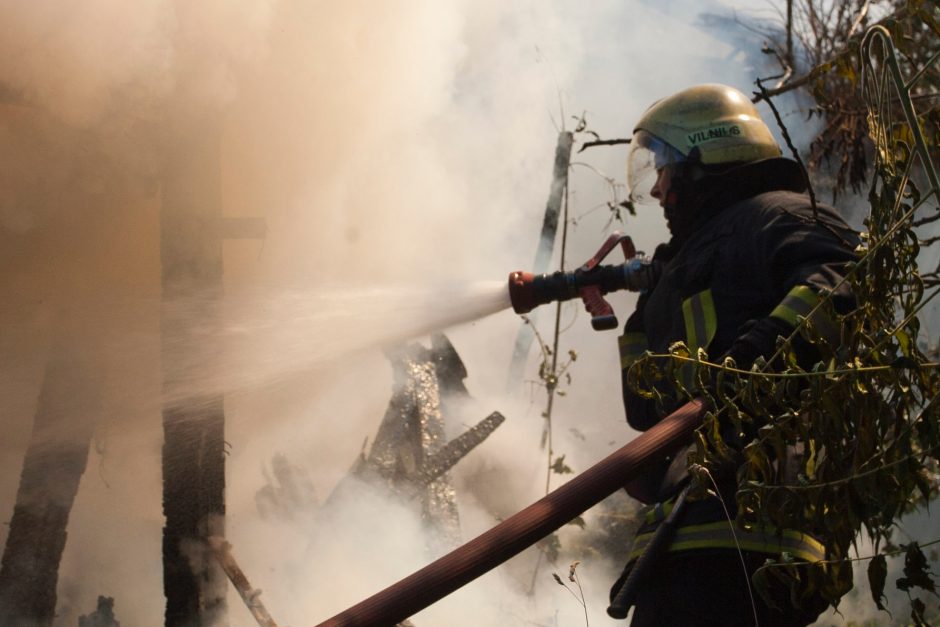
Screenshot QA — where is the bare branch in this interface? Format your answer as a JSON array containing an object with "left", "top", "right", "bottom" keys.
[
  {"left": 847, "top": 0, "right": 872, "bottom": 40},
  {"left": 578, "top": 138, "right": 631, "bottom": 153},
  {"left": 752, "top": 59, "right": 835, "bottom": 103},
  {"left": 763, "top": 44, "right": 795, "bottom": 88},
  {"left": 755, "top": 77, "right": 818, "bottom": 218},
  {"left": 751, "top": 3, "right": 913, "bottom": 104},
  {"left": 786, "top": 0, "right": 794, "bottom": 70},
  {"left": 913, "top": 212, "right": 940, "bottom": 228}
]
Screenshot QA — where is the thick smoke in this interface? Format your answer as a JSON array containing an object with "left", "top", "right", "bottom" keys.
[{"left": 2, "top": 1, "right": 926, "bottom": 626}]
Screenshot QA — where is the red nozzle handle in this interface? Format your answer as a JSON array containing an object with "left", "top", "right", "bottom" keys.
[
  {"left": 575, "top": 231, "right": 635, "bottom": 331},
  {"left": 580, "top": 232, "right": 636, "bottom": 272},
  {"left": 579, "top": 285, "right": 618, "bottom": 330}
]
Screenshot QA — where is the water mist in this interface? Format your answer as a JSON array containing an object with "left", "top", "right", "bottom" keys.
[{"left": 157, "top": 280, "right": 512, "bottom": 405}]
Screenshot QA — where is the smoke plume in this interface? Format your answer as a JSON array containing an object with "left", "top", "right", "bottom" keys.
[{"left": 3, "top": 1, "right": 925, "bottom": 625}]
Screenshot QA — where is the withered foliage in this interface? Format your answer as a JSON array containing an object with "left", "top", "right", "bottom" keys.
[{"left": 753, "top": 0, "right": 939, "bottom": 201}]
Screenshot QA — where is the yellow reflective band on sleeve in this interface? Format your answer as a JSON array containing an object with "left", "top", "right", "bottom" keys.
[
  {"left": 770, "top": 285, "right": 819, "bottom": 326},
  {"left": 627, "top": 521, "right": 826, "bottom": 564},
  {"left": 681, "top": 289, "right": 717, "bottom": 353},
  {"left": 618, "top": 332, "right": 649, "bottom": 370},
  {"left": 679, "top": 290, "right": 717, "bottom": 389},
  {"left": 771, "top": 285, "right": 840, "bottom": 344}
]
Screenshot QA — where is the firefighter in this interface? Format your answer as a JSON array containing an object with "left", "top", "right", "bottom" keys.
[{"left": 611, "top": 84, "right": 859, "bottom": 626}]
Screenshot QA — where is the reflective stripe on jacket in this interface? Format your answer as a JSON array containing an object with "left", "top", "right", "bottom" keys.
[
  {"left": 627, "top": 520, "right": 826, "bottom": 564},
  {"left": 618, "top": 331, "right": 649, "bottom": 370},
  {"left": 631, "top": 497, "right": 826, "bottom": 563},
  {"left": 770, "top": 284, "right": 841, "bottom": 345}
]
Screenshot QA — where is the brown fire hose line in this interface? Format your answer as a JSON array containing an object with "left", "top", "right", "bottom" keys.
[{"left": 315, "top": 399, "right": 707, "bottom": 626}]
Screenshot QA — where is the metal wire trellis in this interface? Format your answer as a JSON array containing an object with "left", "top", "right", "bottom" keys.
[{"left": 861, "top": 25, "right": 940, "bottom": 216}]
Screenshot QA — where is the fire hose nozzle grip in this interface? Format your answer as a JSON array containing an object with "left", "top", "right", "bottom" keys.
[
  {"left": 591, "top": 315, "right": 618, "bottom": 331},
  {"left": 579, "top": 285, "right": 618, "bottom": 331}
]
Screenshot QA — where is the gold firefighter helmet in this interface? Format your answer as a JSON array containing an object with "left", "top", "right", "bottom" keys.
[{"left": 627, "top": 84, "right": 781, "bottom": 204}]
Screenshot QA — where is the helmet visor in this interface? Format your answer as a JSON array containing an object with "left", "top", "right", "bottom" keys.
[{"left": 626, "top": 130, "right": 686, "bottom": 205}]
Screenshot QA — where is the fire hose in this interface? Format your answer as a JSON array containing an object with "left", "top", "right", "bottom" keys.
[{"left": 315, "top": 399, "right": 706, "bottom": 626}]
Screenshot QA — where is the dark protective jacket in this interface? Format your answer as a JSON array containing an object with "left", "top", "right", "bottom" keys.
[{"left": 617, "top": 157, "right": 859, "bottom": 553}]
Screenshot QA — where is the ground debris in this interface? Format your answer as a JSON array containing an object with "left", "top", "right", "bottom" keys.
[{"left": 78, "top": 596, "right": 120, "bottom": 627}]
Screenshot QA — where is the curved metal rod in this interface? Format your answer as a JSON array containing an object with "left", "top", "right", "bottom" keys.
[{"left": 861, "top": 25, "right": 940, "bottom": 206}]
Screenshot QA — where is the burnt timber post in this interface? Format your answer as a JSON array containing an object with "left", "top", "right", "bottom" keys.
[
  {"left": 0, "top": 333, "right": 103, "bottom": 626},
  {"left": 507, "top": 131, "right": 574, "bottom": 386},
  {"left": 160, "top": 103, "right": 228, "bottom": 627},
  {"left": 159, "top": 95, "right": 267, "bottom": 625}
]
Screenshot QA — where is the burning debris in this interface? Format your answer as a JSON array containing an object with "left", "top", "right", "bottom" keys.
[
  {"left": 78, "top": 596, "right": 120, "bottom": 627},
  {"left": 221, "top": 334, "right": 506, "bottom": 625},
  {"left": 257, "top": 334, "right": 505, "bottom": 553},
  {"left": 255, "top": 454, "right": 320, "bottom": 524},
  {"left": 335, "top": 334, "right": 504, "bottom": 550}
]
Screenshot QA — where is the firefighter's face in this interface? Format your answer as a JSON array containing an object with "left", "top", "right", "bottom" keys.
[{"left": 649, "top": 166, "right": 672, "bottom": 207}]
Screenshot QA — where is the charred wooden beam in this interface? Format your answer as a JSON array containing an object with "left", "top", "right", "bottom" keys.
[
  {"left": 160, "top": 103, "right": 227, "bottom": 626},
  {"left": 207, "top": 537, "right": 278, "bottom": 627},
  {"left": 0, "top": 334, "right": 102, "bottom": 627},
  {"left": 508, "top": 131, "right": 574, "bottom": 386},
  {"left": 416, "top": 412, "right": 505, "bottom": 486}
]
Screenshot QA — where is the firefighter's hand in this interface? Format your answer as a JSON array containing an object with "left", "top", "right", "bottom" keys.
[{"left": 723, "top": 317, "right": 793, "bottom": 370}]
